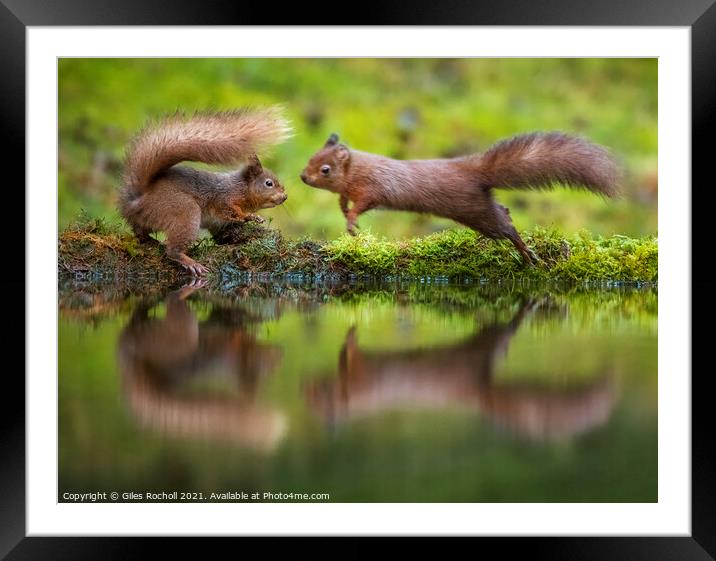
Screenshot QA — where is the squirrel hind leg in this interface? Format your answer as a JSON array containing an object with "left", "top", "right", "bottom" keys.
[
  {"left": 503, "top": 228, "right": 539, "bottom": 266},
  {"left": 166, "top": 245, "right": 209, "bottom": 277},
  {"left": 491, "top": 204, "right": 539, "bottom": 266},
  {"left": 468, "top": 205, "right": 539, "bottom": 266},
  {"left": 507, "top": 230, "right": 540, "bottom": 265},
  {"left": 165, "top": 214, "right": 208, "bottom": 277}
]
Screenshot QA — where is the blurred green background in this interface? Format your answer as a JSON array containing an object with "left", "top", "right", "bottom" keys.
[{"left": 58, "top": 58, "right": 657, "bottom": 239}]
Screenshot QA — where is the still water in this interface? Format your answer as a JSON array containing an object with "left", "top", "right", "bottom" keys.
[{"left": 59, "top": 280, "right": 657, "bottom": 502}]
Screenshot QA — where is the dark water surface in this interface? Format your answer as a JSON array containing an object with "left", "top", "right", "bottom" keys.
[{"left": 58, "top": 280, "right": 657, "bottom": 502}]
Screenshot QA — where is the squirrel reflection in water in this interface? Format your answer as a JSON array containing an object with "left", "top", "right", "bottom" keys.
[
  {"left": 306, "top": 298, "right": 616, "bottom": 441},
  {"left": 117, "top": 283, "right": 286, "bottom": 451}
]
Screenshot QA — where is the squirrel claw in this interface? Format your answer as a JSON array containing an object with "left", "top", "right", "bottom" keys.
[{"left": 184, "top": 262, "right": 209, "bottom": 277}]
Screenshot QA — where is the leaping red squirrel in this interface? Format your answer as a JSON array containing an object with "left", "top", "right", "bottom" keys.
[{"left": 300, "top": 132, "right": 620, "bottom": 264}]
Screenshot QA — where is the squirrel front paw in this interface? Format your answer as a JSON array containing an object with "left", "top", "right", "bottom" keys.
[{"left": 244, "top": 214, "right": 265, "bottom": 224}]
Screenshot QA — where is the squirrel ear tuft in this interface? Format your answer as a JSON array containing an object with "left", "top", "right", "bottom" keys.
[
  {"left": 325, "top": 133, "right": 339, "bottom": 147},
  {"left": 243, "top": 154, "right": 263, "bottom": 181},
  {"left": 247, "top": 154, "right": 263, "bottom": 169}
]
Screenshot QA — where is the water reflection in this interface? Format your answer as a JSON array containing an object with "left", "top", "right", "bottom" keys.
[
  {"left": 306, "top": 298, "right": 616, "bottom": 441},
  {"left": 59, "top": 281, "right": 656, "bottom": 501},
  {"left": 115, "top": 287, "right": 621, "bottom": 448},
  {"left": 117, "top": 285, "right": 287, "bottom": 451}
]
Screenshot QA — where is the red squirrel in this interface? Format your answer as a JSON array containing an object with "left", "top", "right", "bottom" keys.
[
  {"left": 300, "top": 132, "right": 619, "bottom": 264},
  {"left": 119, "top": 108, "right": 292, "bottom": 276}
]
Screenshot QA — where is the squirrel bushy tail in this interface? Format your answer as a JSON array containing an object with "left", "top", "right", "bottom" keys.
[
  {"left": 123, "top": 107, "right": 292, "bottom": 192},
  {"left": 478, "top": 132, "right": 620, "bottom": 197}
]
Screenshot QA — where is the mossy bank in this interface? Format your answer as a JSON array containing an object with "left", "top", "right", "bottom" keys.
[{"left": 59, "top": 214, "right": 658, "bottom": 284}]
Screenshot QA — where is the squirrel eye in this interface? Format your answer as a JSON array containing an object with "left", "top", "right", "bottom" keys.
[
  {"left": 320, "top": 165, "right": 331, "bottom": 176},
  {"left": 264, "top": 179, "right": 274, "bottom": 188}
]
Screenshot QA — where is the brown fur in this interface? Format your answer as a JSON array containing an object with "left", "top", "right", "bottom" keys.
[
  {"left": 300, "top": 132, "right": 620, "bottom": 264},
  {"left": 119, "top": 108, "right": 292, "bottom": 276}
]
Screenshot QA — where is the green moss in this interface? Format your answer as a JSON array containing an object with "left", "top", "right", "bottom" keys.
[
  {"left": 58, "top": 215, "right": 657, "bottom": 283},
  {"left": 326, "top": 232, "right": 400, "bottom": 273},
  {"left": 325, "top": 227, "right": 657, "bottom": 282},
  {"left": 548, "top": 231, "right": 658, "bottom": 282}
]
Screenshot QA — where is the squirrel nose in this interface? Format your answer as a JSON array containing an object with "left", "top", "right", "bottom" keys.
[{"left": 300, "top": 172, "right": 307, "bottom": 183}]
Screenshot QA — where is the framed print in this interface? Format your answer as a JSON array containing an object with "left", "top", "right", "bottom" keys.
[{"left": 3, "top": 0, "right": 713, "bottom": 558}]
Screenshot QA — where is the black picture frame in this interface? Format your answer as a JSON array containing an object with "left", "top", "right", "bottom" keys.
[{"left": 3, "top": 1, "right": 711, "bottom": 558}]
